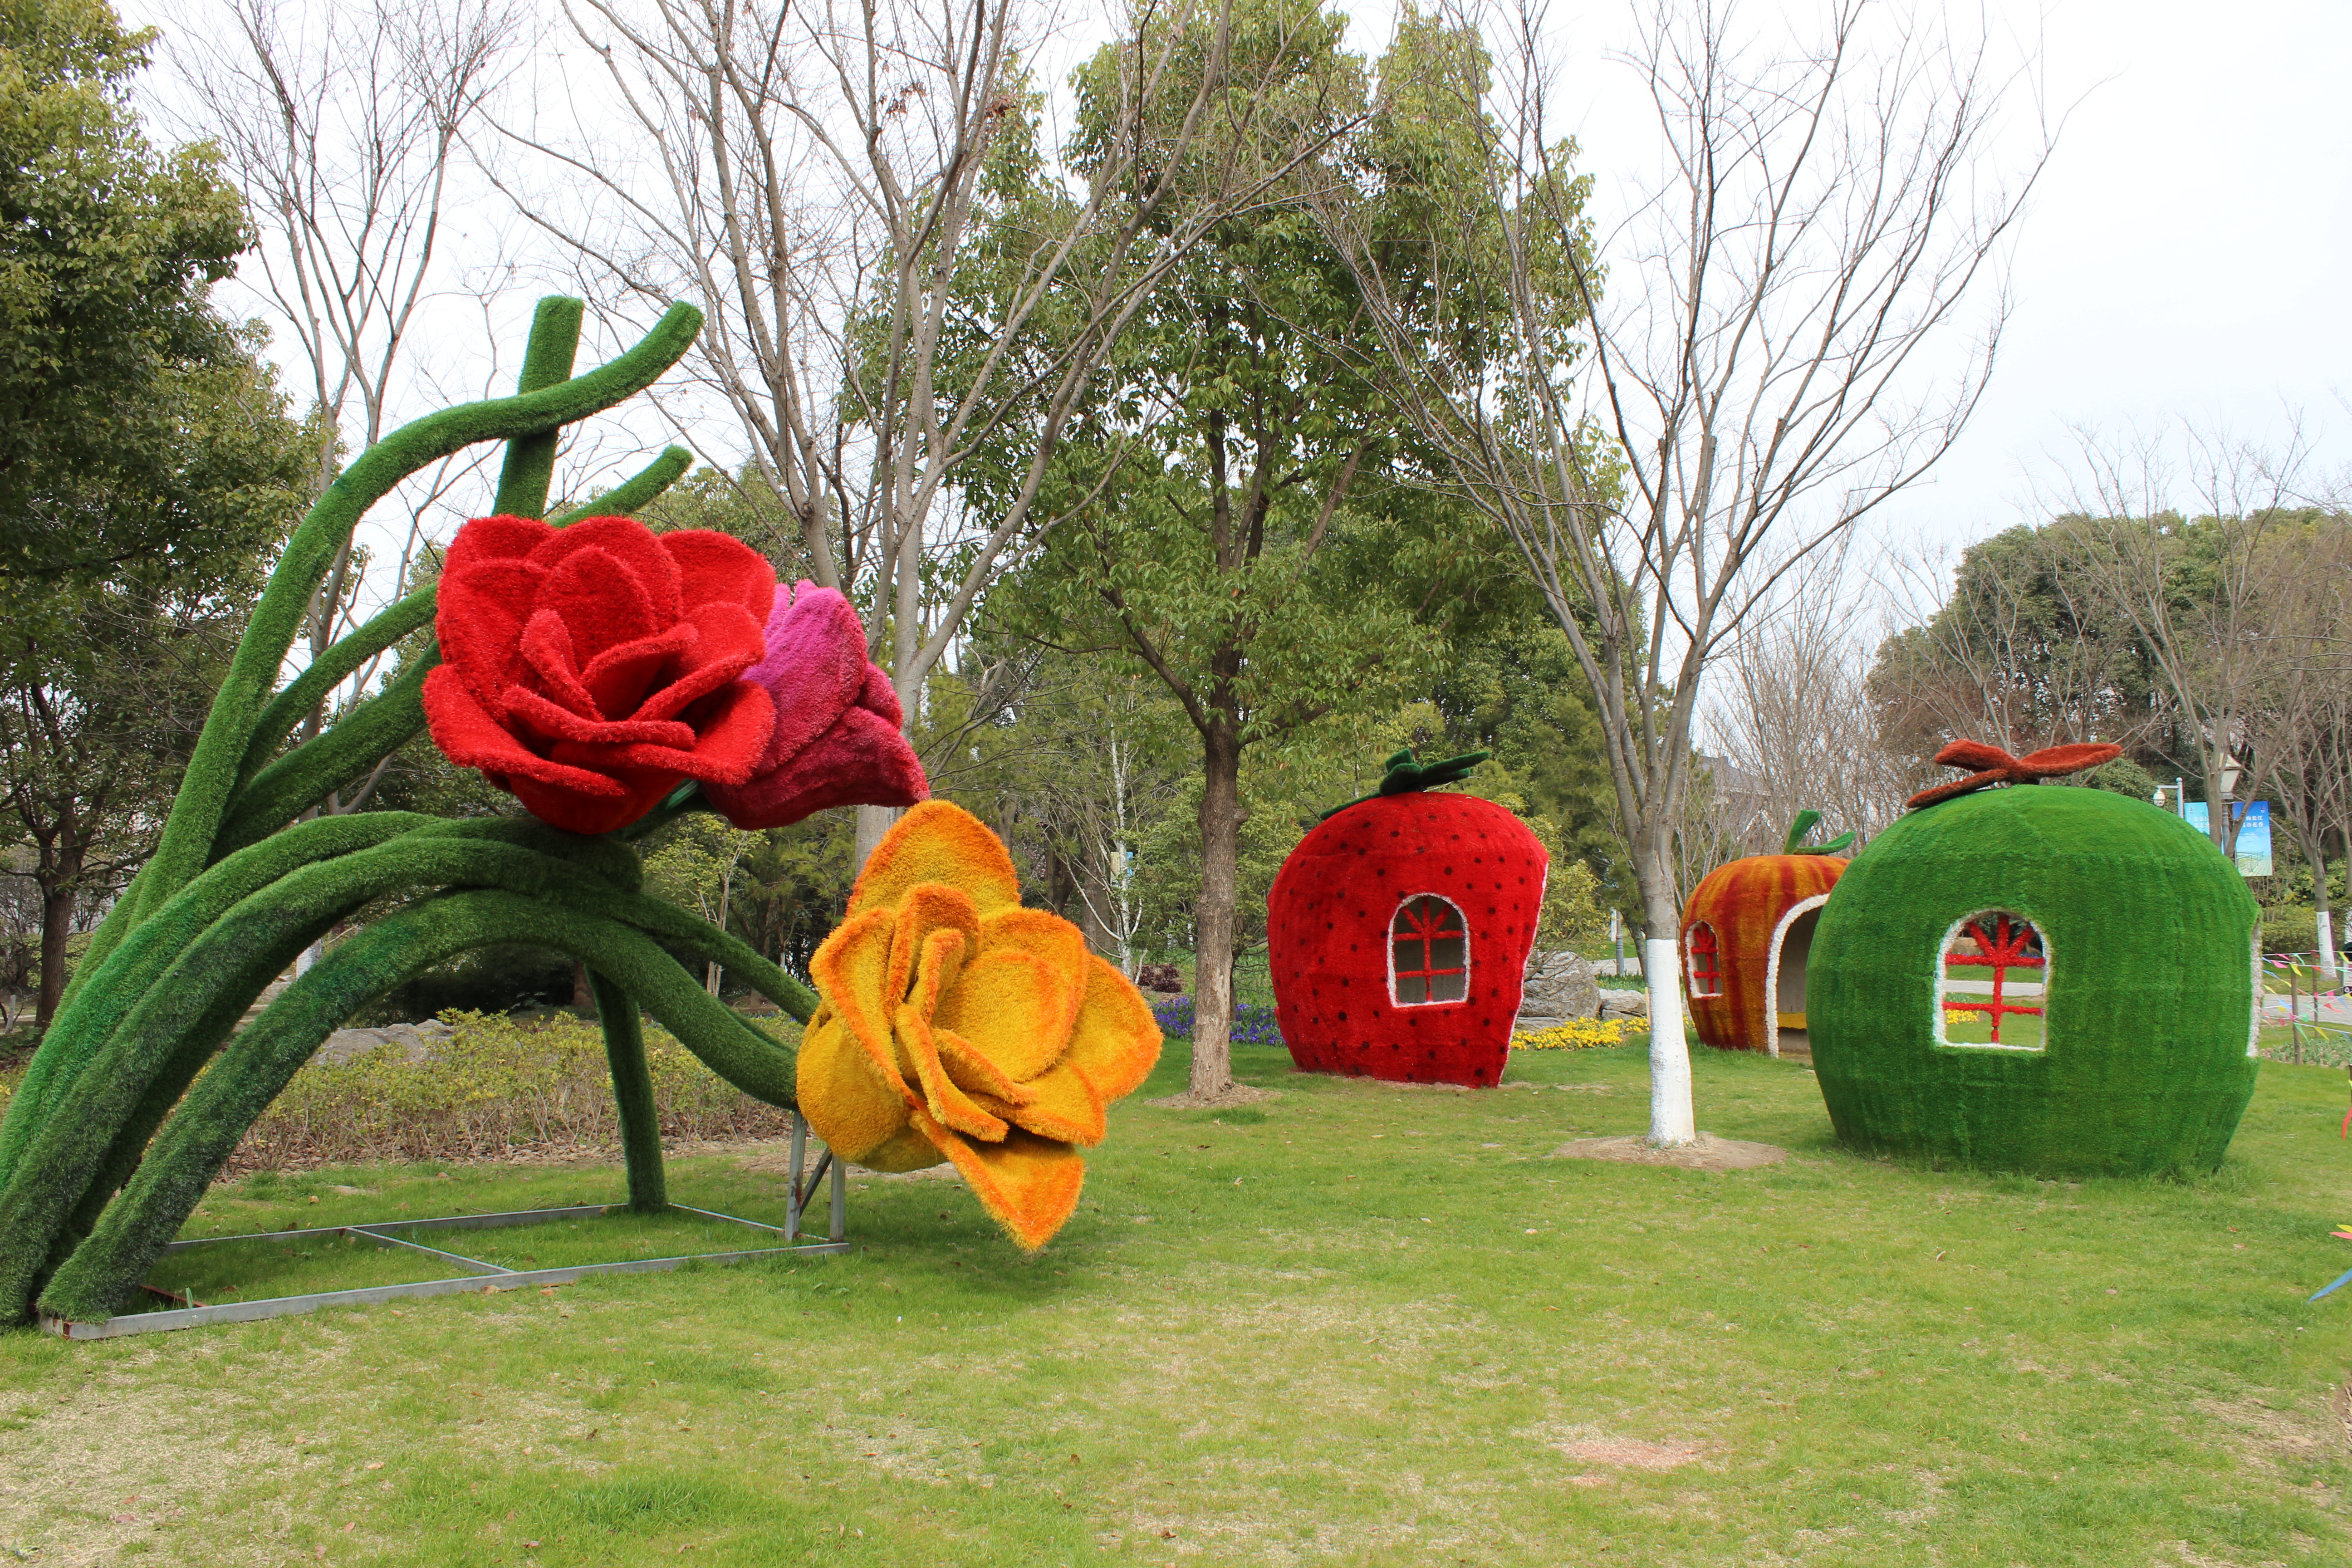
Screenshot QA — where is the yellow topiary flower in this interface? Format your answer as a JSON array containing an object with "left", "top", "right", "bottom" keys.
[{"left": 798, "top": 800, "right": 1161, "bottom": 1249}]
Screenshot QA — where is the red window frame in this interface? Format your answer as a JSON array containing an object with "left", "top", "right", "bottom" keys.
[
  {"left": 1391, "top": 895, "right": 1468, "bottom": 1005},
  {"left": 1942, "top": 911, "right": 2044, "bottom": 1045},
  {"left": 1685, "top": 922, "right": 1723, "bottom": 998}
]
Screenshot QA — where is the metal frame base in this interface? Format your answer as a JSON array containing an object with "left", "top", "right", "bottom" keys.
[{"left": 43, "top": 1122, "right": 853, "bottom": 1340}]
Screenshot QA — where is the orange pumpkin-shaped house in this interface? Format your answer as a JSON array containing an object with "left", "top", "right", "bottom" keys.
[
  {"left": 1679, "top": 812, "right": 1851, "bottom": 1054},
  {"left": 1268, "top": 750, "right": 1548, "bottom": 1087}
]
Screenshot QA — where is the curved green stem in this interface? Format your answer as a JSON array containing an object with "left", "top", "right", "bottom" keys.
[
  {"left": 235, "top": 589, "right": 437, "bottom": 794},
  {"left": 54, "top": 857, "right": 154, "bottom": 1015},
  {"left": 549, "top": 445, "right": 694, "bottom": 526},
  {"left": 493, "top": 299, "right": 585, "bottom": 519},
  {"left": 133, "top": 301, "right": 702, "bottom": 926},
  {"left": 0, "top": 829, "right": 646, "bottom": 1323},
  {"left": 592, "top": 973, "right": 667, "bottom": 1213},
  {"left": 608, "top": 889, "right": 818, "bottom": 1023},
  {"left": 0, "top": 813, "right": 435, "bottom": 1183},
  {"left": 212, "top": 647, "right": 438, "bottom": 860},
  {"left": 37, "top": 889, "right": 798, "bottom": 1323}
]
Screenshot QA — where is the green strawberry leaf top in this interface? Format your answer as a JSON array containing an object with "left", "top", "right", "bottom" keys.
[
  {"left": 1318, "top": 747, "right": 1492, "bottom": 822},
  {"left": 1782, "top": 808, "right": 1856, "bottom": 856}
]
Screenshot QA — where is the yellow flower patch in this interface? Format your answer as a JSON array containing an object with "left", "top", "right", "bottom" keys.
[{"left": 1509, "top": 1019, "right": 1627, "bottom": 1050}]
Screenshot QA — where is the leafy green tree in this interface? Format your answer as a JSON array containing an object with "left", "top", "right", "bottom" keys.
[
  {"left": 995, "top": 0, "right": 1522, "bottom": 1101},
  {"left": 0, "top": 327, "right": 309, "bottom": 1023},
  {"left": 0, "top": 0, "right": 255, "bottom": 581}
]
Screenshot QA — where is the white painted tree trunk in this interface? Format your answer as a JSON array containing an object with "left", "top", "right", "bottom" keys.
[
  {"left": 1645, "top": 936, "right": 1695, "bottom": 1146},
  {"left": 2318, "top": 908, "right": 2338, "bottom": 988}
]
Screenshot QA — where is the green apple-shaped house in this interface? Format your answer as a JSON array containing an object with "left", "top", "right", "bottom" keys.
[{"left": 1807, "top": 741, "right": 2261, "bottom": 1176}]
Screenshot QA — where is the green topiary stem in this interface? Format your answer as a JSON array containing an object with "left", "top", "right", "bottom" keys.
[
  {"left": 36, "top": 888, "right": 799, "bottom": 1323},
  {"left": 212, "top": 646, "right": 439, "bottom": 859},
  {"left": 493, "top": 298, "right": 585, "bottom": 519},
  {"left": 593, "top": 973, "right": 668, "bottom": 1213},
  {"left": 0, "top": 830, "right": 647, "bottom": 1323},
  {"left": 606, "top": 890, "right": 819, "bottom": 1023},
  {"left": 0, "top": 813, "right": 434, "bottom": 1183},
  {"left": 131, "top": 303, "right": 702, "bottom": 931},
  {"left": 549, "top": 445, "right": 694, "bottom": 526},
  {"left": 234, "top": 588, "right": 437, "bottom": 794}
]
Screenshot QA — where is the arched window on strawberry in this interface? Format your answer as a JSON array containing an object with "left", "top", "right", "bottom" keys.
[
  {"left": 1938, "top": 910, "right": 2046, "bottom": 1050},
  {"left": 1391, "top": 896, "right": 1469, "bottom": 1005},
  {"left": 1683, "top": 921, "right": 1724, "bottom": 999}
]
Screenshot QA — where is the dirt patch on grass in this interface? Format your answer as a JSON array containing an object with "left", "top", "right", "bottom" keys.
[
  {"left": 1145, "top": 1084, "right": 1281, "bottom": 1110},
  {"left": 2193, "top": 1394, "right": 2337, "bottom": 1473},
  {"left": 1549, "top": 1132, "right": 1786, "bottom": 1170},
  {"left": 1524, "top": 1421, "right": 1707, "bottom": 1474}
]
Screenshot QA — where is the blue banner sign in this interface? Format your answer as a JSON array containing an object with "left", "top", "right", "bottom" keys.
[{"left": 2181, "top": 800, "right": 2273, "bottom": 877}]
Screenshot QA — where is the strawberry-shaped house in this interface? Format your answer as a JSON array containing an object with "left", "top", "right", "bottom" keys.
[
  {"left": 1679, "top": 811, "right": 1852, "bottom": 1054},
  {"left": 1267, "top": 750, "right": 1548, "bottom": 1087}
]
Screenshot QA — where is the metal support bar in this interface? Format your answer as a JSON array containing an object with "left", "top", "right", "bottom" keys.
[
  {"left": 42, "top": 1198, "right": 848, "bottom": 1341},
  {"left": 784, "top": 1111, "right": 842, "bottom": 1243}
]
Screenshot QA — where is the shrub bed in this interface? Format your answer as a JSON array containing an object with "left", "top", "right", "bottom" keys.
[{"left": 221, "top": 1009, "right": 801, "bottom": 1172}]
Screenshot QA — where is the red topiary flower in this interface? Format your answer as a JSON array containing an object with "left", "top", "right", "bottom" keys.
[
  {"left": 422, "top": 514, "right": 777, "bottom": 835},
  {"left": 703, "top": 581, "right": 928, "bottom": 829}
]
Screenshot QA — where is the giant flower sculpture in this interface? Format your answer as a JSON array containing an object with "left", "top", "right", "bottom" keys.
[
  {"left": 0, "top": 295, "right": 1035, "bottom": 1334},
  {"left": 800, "top": 801, "right": 1162, "bottom": 1249}
]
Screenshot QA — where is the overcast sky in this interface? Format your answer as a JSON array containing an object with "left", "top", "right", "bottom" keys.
[
  {"left": 1748, "top": 0, "right": 2349, "bottom": 551},
  {"left": 128, "top": 0, "right": 2352, "bottom": 580}
]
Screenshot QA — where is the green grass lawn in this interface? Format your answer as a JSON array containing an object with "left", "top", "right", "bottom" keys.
[{"left": 6, "top": 1040, "right": 2352, "bottom": 1566}]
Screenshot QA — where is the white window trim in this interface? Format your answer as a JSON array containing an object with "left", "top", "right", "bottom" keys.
[
  {"left": 1388, "top": 892, "right": 1470, "bottom": 1008},
  {"left": 1759, "top": 894, "right": 1833, "bottom": 1058},
  {"left": 1933, "top": 908, "right": 2050, "bottom": 1053},
  {"left": 1682, "top": 919, "right": 1723, "bottom": 1001}
]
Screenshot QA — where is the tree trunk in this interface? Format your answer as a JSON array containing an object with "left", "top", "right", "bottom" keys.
[
  {"left": 572, "top": 960, "right": 594, "bottom": 1009},
  {"left": 35, "top": 880, "right": 74, "bottom": 1029},
  {"left": 1636, "top": 831, "right": 1695, "bottom": 1146},
  {"left": 2310, "top": 836, "right": 2338, "bottom": 987},
  {"left": 854, "top": 804, "right": 903, "bottom": 874},
  {"left": 1188, "top": 719, "right": 1244, "bottom": 1099}
]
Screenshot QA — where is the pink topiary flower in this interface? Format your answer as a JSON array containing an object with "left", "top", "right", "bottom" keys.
[{"left": 705, "top": 581, "right": 928, "bottom": 829}]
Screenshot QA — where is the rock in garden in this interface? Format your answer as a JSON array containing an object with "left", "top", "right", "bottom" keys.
[
  {"left": 1515, "top": 950, "right": 1601, "bottom": 1027},
  {"left": 1597, "top": 990, "right": 1649, "bottom": 1020}
]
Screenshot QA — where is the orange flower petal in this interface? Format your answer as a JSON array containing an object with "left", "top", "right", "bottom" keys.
[
  {"left": 849, "top": 801, "right": 1021, "bottom": 918},
  {"left": 858, "top": 1125, "right": 949, "bottom": 1174},
  {"left": 807, "top": 908, "right": 906, "bottom": 1094},
  {"left": 911, "top": 1107, "right": 1086, "bottom": 1252},
  {"left": 887, "top": 884, "right": 977, "bottom": 1011},
  {"left": 931, "top": 950, "right": 1073, "bottom": 1083},
  {"left": 972, "top": 909, "right": 1088, "bottom": 1055},
  {"left": 796, "top": 1010, "right": 914, "bottom": 1166},
  {"left": 988, "top": 1061, "right": 1107, "bottom": 1147},
  {"left": 934, "top": 1027, "right": 1037, "bottom": 1107},
  {"left": 895, "top": 1001, "right": 1009, "bottom": 1142},
  {"left": 1061, "top": 954, "right": 1163, "bottom": 1102}
]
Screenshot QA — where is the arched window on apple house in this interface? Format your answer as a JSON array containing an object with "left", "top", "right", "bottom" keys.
[
  {"left": 1937, "top": 909, "right": 2047, "bottom": 1051},
  {"left": 1684, "top": 921, "right": 1723, "bottom": 997},
  {"left": 1390, "top": 895, "right": 1469, "bottom": 1005}
]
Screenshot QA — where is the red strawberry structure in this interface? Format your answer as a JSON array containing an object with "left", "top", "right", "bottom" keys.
[{"left": 1267, "top": 750, "right": 1548, "bottom": 1087}]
